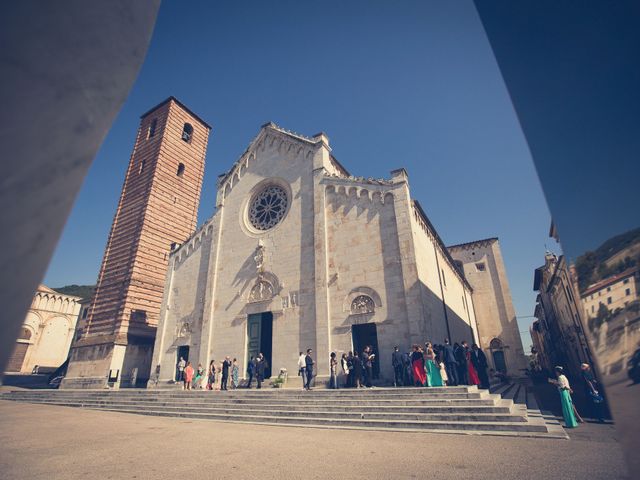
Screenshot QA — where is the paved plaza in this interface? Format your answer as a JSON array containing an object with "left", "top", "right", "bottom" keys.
[{"left": 0, "top": 399, "right": 628, "bottom": 480}]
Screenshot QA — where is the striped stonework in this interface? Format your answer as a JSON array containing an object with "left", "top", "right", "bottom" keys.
[{"left": 62, "top": 98, "right": 211, "bottom": 389}]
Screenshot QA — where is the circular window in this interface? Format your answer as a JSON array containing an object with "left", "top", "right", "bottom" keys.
[{"left": 248, "top": 185, "right": 288, "bottom": 231}]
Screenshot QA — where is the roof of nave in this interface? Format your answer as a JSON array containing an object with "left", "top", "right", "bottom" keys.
[
  {"left": 37, "top": 284, "right": 56, "bottom": 293},
  {"left": 447, "top": 237, "right": 499, "bottom": 250}
]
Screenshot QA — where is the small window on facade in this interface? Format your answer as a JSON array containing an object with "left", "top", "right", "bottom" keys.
[
  {"left": 623, "top": 279, "right": 629, "bottom": 284},
  {"left": 82, "top": 308, "right": 88, "bottom": 319},
  {"left": 148, "top": 119, "right": 157, "bottom": 139},
  {"left": 607, "top": 297, "right": 612, "bottom": 305},
  {"left": 607, "top": 287, "right": 611, "bottom": 292},
  {"left": 626, "top": 288, "right": 631, "bottom": 296},
  {"left": 441, "top": 269, "right": 446, "bottom": 287},
  {"left": 139, "top": 159, "right": 146, "bottom": 174},
  {"left": 475, "top": 262, "right": 486, "bottom": 272},
  {"left": 591, "top": 305, "right": 595, "bottom": 313},
  {"left": 177, "top": 163, "right": 185, "bottom": 177},
  {"left": 181, "top": 123, "right": 193, "bottom": 143}
]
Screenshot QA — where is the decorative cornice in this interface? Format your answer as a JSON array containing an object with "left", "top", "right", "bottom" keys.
[{"left": 447, "top": 237, "right": 499, "bottom": 251}]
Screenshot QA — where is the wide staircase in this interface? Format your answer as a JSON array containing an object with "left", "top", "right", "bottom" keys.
[{"left": 0, "top": 384, "right": 567, "bottom": 438}]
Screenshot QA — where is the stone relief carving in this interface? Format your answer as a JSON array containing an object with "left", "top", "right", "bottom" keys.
[
  {"left": 249, "top": 280, "right": 274, "bottom": 303},
  {"left": 351, "top": 295, "right": 375, "bottom": 315},
  {"left": 176, "top": 321, "right": 192, "bottom": 338}
]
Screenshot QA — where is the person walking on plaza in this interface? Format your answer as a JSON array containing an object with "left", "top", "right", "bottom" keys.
[
  {"left": 221, "top": 356, "right": 231, "bottom": 391},
  {"left": 246, "top": 355, "right": 255, "bottom": 388},
  {"left": 177, "top": 356, "right": 186, "bottom": 383},
  {"left": 549, "top": 366, "right": 579, "bottom": 428},
  {"left": 298, "top": 351, "right": 307, "bottom": 390},
  {"left": 304, "top": 349, "right": 314, "bottom": 390},
  {"left": 411, "top": 345, "right": 427, "bottom": 387},
  {"left": 471, "top": 344, "right": 489, "bottom": 389},
  {"left": 392, "top": 346, "right": 404, "bottom": 387},
  {"left": 424, "top": 342, "right": 443, "bottom": 387},
  {"left": 256, "top": 353, "right": 266, "bottom": 389},
  {"left": 231, "top": 358, "right": 239, "bottom": 389},
  {"left": 207, "top": 360, "right": 216, "bottom": 390},
  {"left": 463, "top": 341, "right": 480, "bottom": 386},
  {"left": 581, "top": 363, "right": 605, "bottom": 422},
  {"left": 329, "top": 352, "right": 339, "bottom": 389},
  {"left": 341, "top": 353, "right": 350, "bottom": 387},
  {"left": 442, "top": 339, "right": 459, "bottom": 386},
  {"left": 184, "top": 361, "right": 194, "bottom": 391}
]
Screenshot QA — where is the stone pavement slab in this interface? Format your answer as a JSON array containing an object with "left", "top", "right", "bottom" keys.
[{"left": 0, "top": 400, "right": 628, "bottom": 480}]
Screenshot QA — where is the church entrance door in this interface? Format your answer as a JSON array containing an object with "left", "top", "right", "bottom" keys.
[
  {"left": 247, "top": 312, "right": 273, "bottom": 379},
  {"left": 492, "top": 350, "right": 507, "bottom": 373},
  {"left": 351, "top": 323, "right": 380, "bottom": 379}
]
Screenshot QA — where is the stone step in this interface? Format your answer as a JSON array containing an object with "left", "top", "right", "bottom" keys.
[
  {"left": 14, "top": 400, "right": 528, "bottom": 423},
  {"left": 3, "top": 397, "right": 514, "bottom": 413},
  {"left": 1, "top": 395, "right": 503, "bottom": 407},
  {"left": 88, "top": 407, "right": 551, "bottom": 433}
]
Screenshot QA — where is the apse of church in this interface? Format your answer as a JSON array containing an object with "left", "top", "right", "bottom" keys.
[{"left": 150, "top": 123, "right": 489, "bottom": 385}]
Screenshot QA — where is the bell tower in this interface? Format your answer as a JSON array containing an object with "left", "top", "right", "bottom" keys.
[{"left": 62, "top": 97, "right": 211, "bottom": 388}]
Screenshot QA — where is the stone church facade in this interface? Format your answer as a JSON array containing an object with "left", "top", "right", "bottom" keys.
[{"left": 150, "top": 122, "right": 523, "bottom": 385}]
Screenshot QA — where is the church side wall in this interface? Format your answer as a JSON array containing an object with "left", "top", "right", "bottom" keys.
[
  {"left": 324, "top": 186, "right": 410, "bottom": 382},
  {"left": 410, "top": 212, "right": 474, "bottom": 345},
  {"left": 448, "top": 240, "right": 527, "bottom": 375},
  {"left": 150, "top": 225, "right": 213, "bottom": 383}
]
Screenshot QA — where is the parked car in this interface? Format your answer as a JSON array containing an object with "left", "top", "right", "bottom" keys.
[{"left": 627, "top": 348, "right": 640, "bottom": 383}]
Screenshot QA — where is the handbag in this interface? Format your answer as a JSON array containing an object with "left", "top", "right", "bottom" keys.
[{"left": 590, "top": 390, "right": 604, "bottom": 403}]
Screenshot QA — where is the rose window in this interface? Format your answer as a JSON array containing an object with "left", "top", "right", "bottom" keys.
[{"left": 248, "top": 185, "right": 288, "bottom": 231}]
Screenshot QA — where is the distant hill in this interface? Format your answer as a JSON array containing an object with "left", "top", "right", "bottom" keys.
[
  {"left": 575, "top": 227, "right": 640, "bottom": 291},
  {"left": 52, "top": 284, "right": 95, "bottom": 300}
]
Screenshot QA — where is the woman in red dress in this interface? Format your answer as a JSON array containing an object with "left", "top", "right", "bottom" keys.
[
  {"left": 465, "top": 343, "right": 480, "bottom": 386},
  {"left": 411, "top": 345, "right": 427, "bottom": 387}
]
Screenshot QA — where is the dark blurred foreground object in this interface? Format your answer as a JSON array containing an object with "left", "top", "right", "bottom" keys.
[
  {"left": 474, "top": 0, "right": 640, "bottom": 472},
  {"left": 0, "top": 1, "right": 161, "bottom": 377}
]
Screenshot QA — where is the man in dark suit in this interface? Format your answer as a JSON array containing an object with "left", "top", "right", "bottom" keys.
[
  {"left": 221, "top": 356, "right": 231, "bottom": 391},
  {"left": 304, "top": 348, "right": 314, "bottom": 390},
  {"left": 454, "top": 342, "right": 468, "bottom": 386},
  {"left": 442, "top": 339, "right": 459, "bottom": 386},
  {"left": 471, "top": 344, "right": 490, "bottom": 389},
  {"left": 246, "top": 355, "right": 255, "bottom": 388},
  {"left": 392, "top": 346, "right": 403, "bottom": 387},
  {"left": 256, "top": 353, "right": 266, "bottom": 389}
]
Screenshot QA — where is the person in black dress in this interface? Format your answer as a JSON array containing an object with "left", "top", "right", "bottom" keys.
[{"left": 221, "top": 356, "right": 231, "bottom": 391}]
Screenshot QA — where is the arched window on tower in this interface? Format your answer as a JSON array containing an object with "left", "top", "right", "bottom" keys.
[
  {"left": 177, "top": 163, "right": 185, "bottom": 177},
  {"left": 181, "top": 123, "right": 193, "bottom": 143},
  {"left": 147, "top": 118, "right": 157, "bottom": 139}
]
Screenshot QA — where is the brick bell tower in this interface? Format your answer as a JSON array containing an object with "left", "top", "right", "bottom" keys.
[{"left": 62, "top": 97, "right": 211, "bottom": 389}]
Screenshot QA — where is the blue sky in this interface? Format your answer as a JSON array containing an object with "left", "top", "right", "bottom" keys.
[{"left": 44, "top": 0, "right": 553, "bottom": 350}]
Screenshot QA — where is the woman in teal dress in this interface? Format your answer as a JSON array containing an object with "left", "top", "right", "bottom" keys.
[
  {"left": 424, "top": 342, "right": 443, "bottom": 387},
  {"left": 550, "top": 366, "right": 578, "bottom": 428}
]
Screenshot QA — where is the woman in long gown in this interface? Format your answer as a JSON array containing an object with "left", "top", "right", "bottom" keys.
[
  {"left": 231, "top": 358, "right": 239, "bottom": 389},
  {"left": 410, "top": 345, "right": 427, "bottom": 387},
  {"left": 465, "top": 347, "right": 481, "bottom": 386},
  {"left": 207, "top": 360, "right": 216, "bottom": 390},
  {"left": 424, "top": 342, "right": 443, "bottom": 387},
  {"left": 550, "top": 366, "right": 578, "bottom": 428}
]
